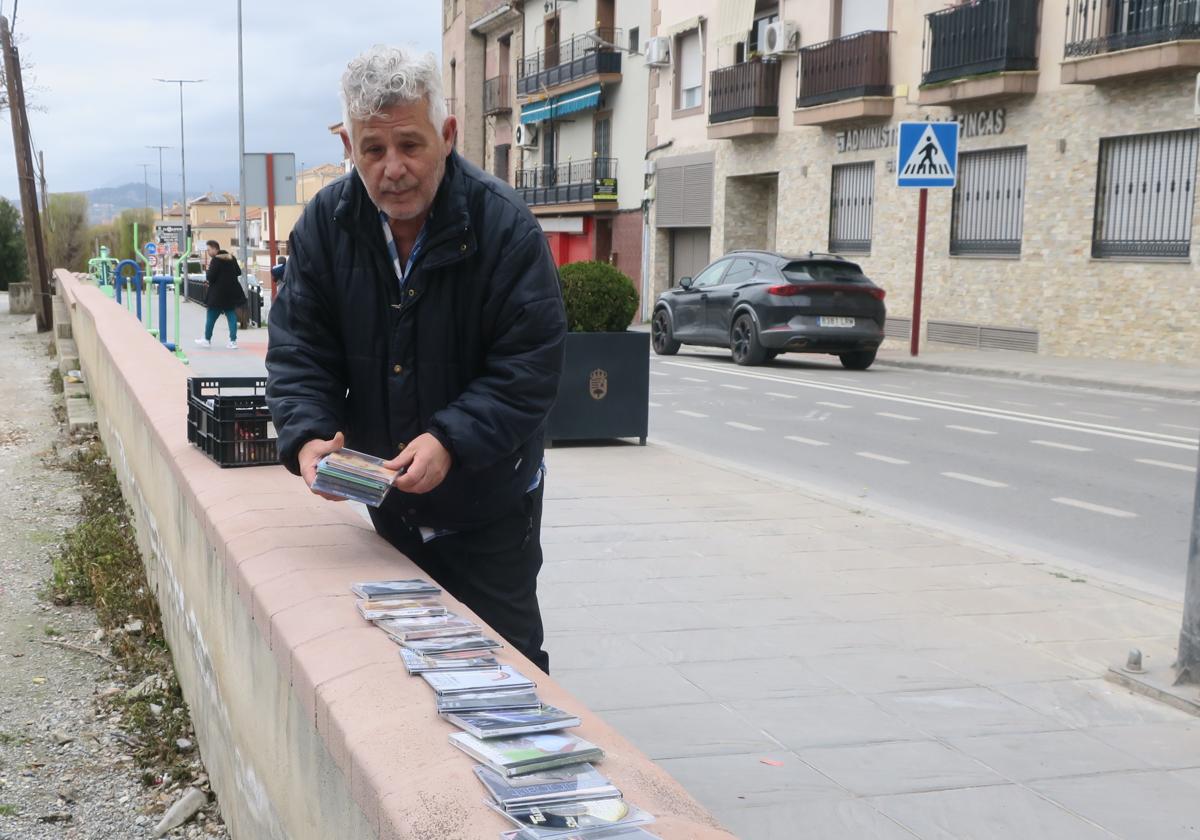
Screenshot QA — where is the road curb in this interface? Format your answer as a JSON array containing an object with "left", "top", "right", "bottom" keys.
[{"left": 874, "top": 357, "right": 1200, "bottom": 401}]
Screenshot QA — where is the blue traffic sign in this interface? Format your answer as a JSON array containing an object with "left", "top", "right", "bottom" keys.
[
  {"left": 897, "top": 121, "right": 959, "bottom": 188},
  {"left": 144, "top": 241, "right": 157, "bottom": 255}
]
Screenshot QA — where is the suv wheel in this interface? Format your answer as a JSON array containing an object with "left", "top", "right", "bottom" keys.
[
  {"left": 730, "top": 314, "right": 767, "bottom": 366},
  {"left": 839, "top": 349, "right": 877, "bottom": 371},
  {"left": 651, "top": 309, "right": 681, "bottom": 355}
]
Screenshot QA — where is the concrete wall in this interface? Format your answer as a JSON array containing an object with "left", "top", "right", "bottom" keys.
[
  {"left": 8, "top": 282, "right": 33, "bottom": 314},
  {"left": 55, "top": 268, "right": 733, "bottom": 840}
]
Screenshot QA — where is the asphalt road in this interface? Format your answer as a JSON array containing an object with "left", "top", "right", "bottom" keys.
[{"left": 648, "top": 347, "right": 1200, "bottom": 597}]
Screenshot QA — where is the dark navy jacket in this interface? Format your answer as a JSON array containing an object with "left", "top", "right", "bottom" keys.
[{"left": 266, "top": 151, "right": 566, "bottom": 531}]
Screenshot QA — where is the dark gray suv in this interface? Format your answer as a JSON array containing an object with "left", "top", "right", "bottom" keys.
[{"left": 652, "top": 251, "right": 887, "bottom": 369}]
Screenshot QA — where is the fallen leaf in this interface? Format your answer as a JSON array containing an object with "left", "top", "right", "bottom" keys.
[{"left": 31, "top": 677, "right": 46, "bottom": 685}]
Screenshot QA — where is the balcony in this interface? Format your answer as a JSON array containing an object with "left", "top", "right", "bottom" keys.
[
  {"left": 794, "top": 30, "right": 893, "bottom": 127},
  {"left": 707, "top": 60, "right": 781, "bottom": 139},
  {"left": 1063, "top": 0, "right": 1200, "bottom": 84},
  {"left": 515, "top": 157, "right": 618, "bottom": 214},
  {"left": 484, "top": 76, "right": 511, "bottom": 115},
  {"left": 517, "top": 29, "right": 622, "bottom": 99},
  {"left": 470, "top": 1, "right": 523, "bottom": 34},
  {"left": 919, "top": 0, "right": 1041, "bottom": 106}
]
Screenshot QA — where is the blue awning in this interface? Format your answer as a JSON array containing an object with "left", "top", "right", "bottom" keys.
[{"left": 520, "top": 84, "right": 602, "bottom": 125}]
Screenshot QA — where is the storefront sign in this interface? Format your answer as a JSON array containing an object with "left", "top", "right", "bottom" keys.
[{"left": 836, "top": 108, "right": 1007, "bottom": 153}]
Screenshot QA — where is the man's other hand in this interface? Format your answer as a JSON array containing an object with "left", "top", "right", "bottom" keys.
[
  {"left": 299, "top": 431, "right": 346, "bottom": 501},
  {"left": 386, "top": 433, "right": 451, "bottom": 495}
]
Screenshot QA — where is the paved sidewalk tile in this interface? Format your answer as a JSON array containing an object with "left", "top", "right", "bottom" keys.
[
  {"left": 867, "top": 687, "right": 1065, "bottom": 738},
  {"left": 798, "top": 740, "right": 1005, "bottom": 797},
  {"left": 673, "top": 658, "right": 841, "bottom": 701},
  {"left": 554, "top": 665, "right": 711, "bottom": 711},
  {"left": 946, "top": 730, "right": 1150, "bottom": 782},
  {"left": 1032, "top": 771, "right": 1200, "bottom": 838},
  {"left": 654, "top": 751, "right": 848, "bottom": 809},
  {"left": 719, "top": 799, "right": 920, "bottom": 840},
  {"left": 600, "top": 702, "right": 779, "bottom": 760},
  {"left": 992, "top": 678, "right": 1197, "bottom": 729},
  {"left": 1087, "top": 721, "right": 1200, "bottom": 770},
  {"left": 868, "top": 784, "right": 1118, "bottom": 839},
  {"left": 730, "top": 694, "right": 924, "bottom": 750}
]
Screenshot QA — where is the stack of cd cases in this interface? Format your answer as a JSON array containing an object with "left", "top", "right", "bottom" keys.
[{"left": 312, "top": 448, "right": 399, "bottom": 506}]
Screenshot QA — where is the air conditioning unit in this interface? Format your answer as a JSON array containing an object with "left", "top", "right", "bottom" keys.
[
  {"left": 645, "top": 36, "right": 671, "bottom": 67},
  {"left": 514, "top": 123, "right": 538, "bottom": 148},
  {"left": 764, "top": 21, "right": 800, "bottom": 55}
]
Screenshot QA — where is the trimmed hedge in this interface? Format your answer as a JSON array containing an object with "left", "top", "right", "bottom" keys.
[{"left": 559, "top": 261, "right": 638, "bottom": 333}]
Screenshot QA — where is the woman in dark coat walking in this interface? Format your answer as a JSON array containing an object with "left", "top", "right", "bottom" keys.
[{"left": 195, "top": 239, "right": 247, "bottom": 349}]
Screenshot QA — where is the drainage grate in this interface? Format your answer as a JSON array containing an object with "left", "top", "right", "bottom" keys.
[
  {"left": 884, "top": 317, "right": 912, "bottom": 340},
  {"left": 927, "top": 320, "right": 1039, "bottom": 353}
]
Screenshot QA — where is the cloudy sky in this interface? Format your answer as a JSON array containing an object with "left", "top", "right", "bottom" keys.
[{"left": 0, "top": 0, "right": 442, "bottom": 202}]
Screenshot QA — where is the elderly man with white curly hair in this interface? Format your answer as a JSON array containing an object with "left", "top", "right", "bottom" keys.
[{"left": 266, "top": 45, "right": 566, "bottom": 673}]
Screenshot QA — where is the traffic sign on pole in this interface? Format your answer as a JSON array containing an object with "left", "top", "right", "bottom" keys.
[
  {"left": 897, "top": 121, "right": 959, "bottom": 188},
  {"left": 896, "top": 121, "right": 960, "bottom": 357},
  {"left": 145, "top": 241, "right": 158, "bottom": 256}
]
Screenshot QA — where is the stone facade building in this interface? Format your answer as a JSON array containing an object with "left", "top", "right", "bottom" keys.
[{"left": 644, "top": 0, "right": 1200, "bottom": 363}]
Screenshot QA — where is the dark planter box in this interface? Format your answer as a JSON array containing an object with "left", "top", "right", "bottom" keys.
[{"left": 547, "top": 330, "right": 648, "bottom": 445}]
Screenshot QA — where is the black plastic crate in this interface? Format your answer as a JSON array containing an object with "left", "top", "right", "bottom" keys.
[{"left": 187, "top": 377, "right": 278, "bottom": 468}]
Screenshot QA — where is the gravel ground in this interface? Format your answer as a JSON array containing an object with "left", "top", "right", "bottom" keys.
[{"left": 0, "top": 296, "right": 227, "bottom": 839}]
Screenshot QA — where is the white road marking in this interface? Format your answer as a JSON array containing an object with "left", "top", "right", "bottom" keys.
[
  {"left": 1031, "top": 440, "right": 1093, "bottom": 452},
  {"left": 648, "top": 402, "right": 663, "bottom": 408},
  {"left": 947, "top": 424, "right": 997, "bottom": 435},
  {"left": 726, "top": 421, "right": 763, "bottom": 431},
  {"left": 1000, "top": 400, "right": 1035, "bottom": 408},
  {"left": 818, "top": 401, "right": 853, "bottom": 409},
  {"left": 942, "top": 472, "right": 1009, "bottom": 488},
  {"left": 766, "top": 391, "right": 797, "bottom": 400},
  {"left": 857, "top": 452, "right": 910, "bottom": 465},
  {"left": 1073, "top": 410, "right": 1119, "bottom": 420},
  {"left": 1053, "top": 497, "right": 1138, "bottom": 519},
  {"left": 658, "top": 359, "right": 1197, "bottom": 451},
  {"left": 720, "top": 383, "right": 749, "bottom": 391},
  {"left": 1136, "top": 458, "right": 1197, "bottom": 473},
  {"left": 676, "top": 410, "right": 708, "bottom": 418},
  {"left": 1161, "top": 423, "right": 1199, "bottom": 432},
  {"left": 938, "top": 391, "right": 969, "bottom": 398},
  {"left": 650, "top": 371, "right": 669, "bottom": 377},
  {"left": 877, "top": 412, "right": 919, "bottom": 421},
  {"left": 786, "top": 435, "right": 828, "bottom": 447},
  {"left": 682, "top": 377, "right": 708, "bottom": 383}
]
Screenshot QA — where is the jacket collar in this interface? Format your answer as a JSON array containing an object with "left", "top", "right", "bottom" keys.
[{"left": 334, "top": 151, "right": 477, "bottom": 269}]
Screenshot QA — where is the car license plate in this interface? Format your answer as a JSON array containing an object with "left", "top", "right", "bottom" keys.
[{"left": 819, "top": 316, "right": 855, "bottom": 328}]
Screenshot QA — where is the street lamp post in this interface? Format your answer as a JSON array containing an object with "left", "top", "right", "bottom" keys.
[
  {"left": 146, "top": 144, "right": 171, "bottom": 221},
  {"left": 155, "top": 77, "right": 203, "bottom": 296},
  {"left": 237, "top": 0, "right": 249, "bottom": 292},
  {"left": 139, "top": 163, "right": 151, "bottom": 211}
]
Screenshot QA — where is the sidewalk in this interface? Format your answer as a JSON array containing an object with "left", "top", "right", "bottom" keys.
[
  {"left": 876, "top": 340, "right": 1200, "bottom": 400},
  {"left": 540, "top": 441, "right": 1200, "bottom": 839}
]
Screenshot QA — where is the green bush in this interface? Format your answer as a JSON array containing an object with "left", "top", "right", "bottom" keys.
[{"left": 559, "top": 261, "right": 638, "bottom": 333}]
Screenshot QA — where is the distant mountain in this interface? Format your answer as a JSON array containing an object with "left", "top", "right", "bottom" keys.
[{"left": 85, "top": 182, "right": 180, "bottom": 224}]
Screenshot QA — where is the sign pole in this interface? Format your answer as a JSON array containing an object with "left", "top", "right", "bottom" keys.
[
  {"left": 266, "top": 153, "right": 278, "bottom": 298},
  {"left": 911, "top": 187, "right": 928, "bottom": 357}
]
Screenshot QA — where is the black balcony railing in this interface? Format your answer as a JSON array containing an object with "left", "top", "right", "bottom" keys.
[
  {"left": 923, "top": 0, "right": 1040, "bottom": 85},
  {"left": 1065, "top": 0, "right": 1200, "bottom": 57},
  {"left": 796, "top": 30, "right": 892, "bottom": 108},
  {"left": 517, "top": 29, "right": 622, "bottom": 96},
  {"left": 515, "top": 157, "right": 618, "bottom": 206},
  {"left": 484, "top": 75, "right": 511, "bottom": 114},
  {"left": 709, "top": 60, "right": 781, "bottom": 124}
]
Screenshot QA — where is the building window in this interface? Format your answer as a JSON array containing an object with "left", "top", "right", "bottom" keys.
[
  {"left": 494, "top": 143, "right": 511, "bottom": 184},
  {"left": 594, "top": 114, "right": 612, "bottom": 160},
  {"left": 829, "top": 162, "right": 874, "bottom": 254},
  {"left": 1093, "top": 129, "right": 1199, "bottom": 259},
  {"left": 677, "top": 29, "right": 703, "bottom": 111},
  {"left": 629, "top": 27, "right": 639, "bottom": 54},
  {"left": 950, "top": 146, "right": 1027, "bottom": 256}
]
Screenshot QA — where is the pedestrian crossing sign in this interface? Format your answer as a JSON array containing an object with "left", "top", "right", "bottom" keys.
[{"left": 896, "top": 121, "right": 959, "bottom": 188}]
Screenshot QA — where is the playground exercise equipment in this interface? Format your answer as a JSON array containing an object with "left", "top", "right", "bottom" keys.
[
  {"left": 109, "top": 225, "right": 191, "bottom": 365},
  {"left": 87, "top": 246, "right": 118, "bottom": 298}
]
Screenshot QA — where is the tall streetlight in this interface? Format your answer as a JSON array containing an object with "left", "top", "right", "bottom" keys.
[
  {"left": 236, "top": 0, "right": 249, "bottom": 288},
  {"left": 155, "top": 77, "right": 203, "bottom": 295},
  {"left": 146, "top": 144, "right": 171, "bottom": 220}
]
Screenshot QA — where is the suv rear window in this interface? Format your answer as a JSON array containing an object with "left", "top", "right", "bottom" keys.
[{"left": 782, "top": 261, "right": 867, "bottom": 283}]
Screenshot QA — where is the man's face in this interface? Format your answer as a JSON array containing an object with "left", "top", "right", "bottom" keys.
[
  {"left": 342, "top": 99, "right": 457, "bottom": 223},
  {"left": 206, "top": 244, "right": 218, "bottom": 259}
]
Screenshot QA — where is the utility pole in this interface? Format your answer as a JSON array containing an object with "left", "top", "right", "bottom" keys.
[
  {"left": 1177, "top": 454, "right": 1200, "bottom": 684},
  {"left": 139, "top": 163, "right": 151, "bottom": 211},
  {"left": 155, "top": 78, "right": 203, "bottom": 296},
  {"left": 236, "top": 0, "right": 249, "bottom": 288},
  {"left": 2, "top": 15, "right": 51, "bottom": 331},
  {"left": 37, "top": 150, "right": 47, "bottom": 218},
  {"left": 146, "top": 144, "right": 171, "bottom": 220}
]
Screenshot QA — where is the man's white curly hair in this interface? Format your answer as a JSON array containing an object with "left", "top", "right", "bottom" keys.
[{"left": 340, "top": 45, "right": 448, "bottom": 140}]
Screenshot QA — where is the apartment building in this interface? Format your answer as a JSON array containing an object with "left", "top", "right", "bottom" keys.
[
  {"left": 445, "top": 0, "right": 651, "bottom": 288},
  {"left": 645, "top": 0, "right": 1200, "bottom": 363}
]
